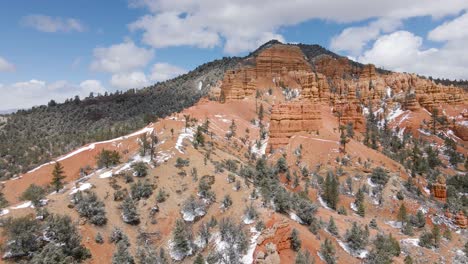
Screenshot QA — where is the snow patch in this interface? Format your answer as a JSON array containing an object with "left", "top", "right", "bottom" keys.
[
  {"left": 250, "top": 138, "right": 268, "bottom": 156},
  {"left": 385, "top": 220, "right": 403, "bottom": 229},
  {"left": 69, "top": 183, "right": 93, "bottom": 195},
  {"left": 367, "top": 177, "right": 378, "bottom": 188},
  {"left": 12, "top": 201, "right": 33, "bottom": 209},
  {"left": 0, "top": 209, "right": 9, "bottom": 216},
  {"left": 241, "top": 227, "right": 261, "bottom": 264},
  {"left": 400, "top": 238, "right": 420, "bottom": 247},
  {"left": 289, "top": 212, "right": 304, "bottom": 224},
  {"left": 350, "top": 202, "right": 358, "bottom": 212},
  {"left": 175, "top": 128, "right": 194, "bottom": 153},
  {"left": 318, "top": 196, "right": 332, "bottom": 210},
  {"left": 337, "top": 239, "right": 368, "bottom": 258},
  {"left": 99, "top": 170, "right": 113, "bottom": 179}
]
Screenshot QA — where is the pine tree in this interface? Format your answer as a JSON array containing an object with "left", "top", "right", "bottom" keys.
[
  {"left": 320, "top": 238, "right": 336, "bottom": 264},
  {"left": 327, "top": 216, "right": 338, "bottom": 236},
  {"left": 340, "top": 126, "right": 349, "bottom": 152},
  {"left": 291, "top": 229, "right": 301, "bottom": 251},
  {"left": 258, "top": 103, "right": 264, "bottom": 121},
  {"left": 397, "top": 204, "right": 408, "bottom": 223},
  {"left": 149, "top": 132, "right": 158, "bottom": 161},
  {"left": 295, "top": 250, "right": 314, "bottom": 264},
  {"left": 112, "top": 241, "right": 135, "bottom": 264},
  {"left": 345, "top": 222, "right": 369, "bottom": 252},
  {"left": 404, "top": 255, "right": 413, "bottom": 264},
  {"left": 432, "top": 224, "right": 441, "bottom": 248},
  {"left": 322, "top": 171, "right": 339, "bottom": 210},
  {"left": 194, "top": 126, "right": 205, "bottom": 147},
  {"left": 121, "top": 197, "right": 139, "bottom": 225},
  {"left": 0, "top": 190, "right": 8, "bottom": 209},
  {"left": 172, "top": 219, "right": 191, "bottom": 259},
  {"left": 415, "top": 210, "right": 426, "bottom": 228},
  {"left": 139, "top": 133, "right": 150, "bottom": 156},
  {"left": 51, "top": 162, "right": 66, "bottom": 192}
]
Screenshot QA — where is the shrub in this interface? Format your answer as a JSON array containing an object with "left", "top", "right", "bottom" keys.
[
  {"left": 130, "top": 180, "right": 153, "bottom": 200},
  {"left": 370, "top": 167, "right": 389, "bottom": 186},
  {"left": 320, "top": 238, "right": 336, "bottom": 264},
  {"left": 72, "top": 191, "right": 107, "bottom": 226},
  {"left": 20, "top": 184, "right": 46, "bottom": 207},
  {"left": 121, "top": 197, "right": 140, "bottom": 225},
  {"left": 291, "top": 229, "right": 301, "bottom": 251},
  {"left": 131, "top": 162, "right": 148, "bottom": 177},
  {"left": 96, "top": 149, "right": 121, "bottom": 168},
  {"left": 327, "top": 216, "right": 338, "bottom": 236},
  {"left": 344, "top": 222, "right": 369, "bottom": 252}
]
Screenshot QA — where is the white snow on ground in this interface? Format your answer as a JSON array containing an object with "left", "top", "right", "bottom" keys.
[
  {"left": 350, "top": 203, "right": 358, "bottom": 212},
  {"left": 447, "top": 130, "right": 462, "bottom": 141},
  {"left": 318, "top": 196, "right": 332, "bottom": 210},
  {"left": 362, "top": 107, "right": 369, "bottom": 116},
  {"left": 386, "top": 87, "right": 392, "bottom": 98},
  {"left": 397, "top": 127, "right": 406, "bottom": 140},
  {"left": 385, "top": 220, "right": 403, "bottom": 229},
  {"left": 243, "top": 217, "right": 255, "bottom": 225},
  {"left": 0, "top": 209, "right": 9, "bottom": 216},
  {"left": 241, "top": 227, "right": 261, "bottom": 264},
  {"left": 296, "top": 135, "right": 339, "bottom": 144},
  {"left": 26, "top": 126, "right": 154, "bottom": 174},
  {"left": 12, "top": 201, "right": 33, "bottom": 209},
  {"left": 69, "top": 183, "right": 92, "bottom": 195},
  {"left": 400, "top": 238, "right": 420, "bottom": 247},
  {"left": 458, "top": 120, "right": 468, "bottom": 127},
  {"left": 175, "top": 128, "right": 194, "bottom": 153},
  {"left": 155, "top": 151, "right": 173, "bottom": 163},
  {"left": 424, "top": 187, "right": 430, "bottom": 195},
  {"left": 198, "top": 81, "right": 202, "bottom": 91},
  {"left": 250, "top": 138, "right": 268, "bottom": 156},
  {"left": 181, "top": 208, "right": 205, "bottom": 222},
  {"left": 398, "top": 112, "right": 411, "bottom": 125},
  {"left": 367, "top": 178, "right": 378, "bottom": 188},
  {"left": 418, "top": 206, "right": 428, "bottom": 214},
  {"left": 289, "top": 212, "right": 304, "bottom": 224},
  {"left": 99, "top": 170, "right": 113, "bottom": 179},
  {"left": 387, "top": 106, "right": 405, "bottom": 122},
  {"left": 337, "top": 239, "right": 368, "bottom": 259}
]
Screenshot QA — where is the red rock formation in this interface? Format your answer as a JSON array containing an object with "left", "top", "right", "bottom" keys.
[
  {"left": 454, "top": 211, "right": 467, "bottom": 228},
  {"left": 453, "top": 124, "right": 468, "bottom": 141},
  {"left": 431, "top": 176, "right": 447, "bottom": 199},
  {"left": 269, "top": 101, "right": 322, "bottom": 150},
  {"left": 256, "top": 45, "right": 310, "bottom": 77},
  {"left": 220, "top": 67, "right": 257, "bottom": 101}
]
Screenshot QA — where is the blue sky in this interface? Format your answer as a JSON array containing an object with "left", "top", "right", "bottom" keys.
[{"left": 0, "top": 0, "right": 467, "bottom": 110}]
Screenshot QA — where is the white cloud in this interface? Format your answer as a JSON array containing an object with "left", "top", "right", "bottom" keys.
[
  {"left": 21, "top": 14, "right": 85, "bottom": 33},
  {"left": 90, "top": 41, "right": 154, "bottom": 73},
  {"left": 0, "top": 79, "right": 107, "bottom": 110},
  {"left": 110, "top": 71, "right": 150, "bottom": 89},
  {"left": 428, "top": 12, "right": 468, "bottom": 41},
  {"left": 0, "top": 56, "right": 15, "bottom": 72},
  {"left": 330, "top": 18, "right": 402, "bottom": 55},
  {"left": 358, "top": 30, "right": 468, "bottom": 79},
  {"left": 128, "top": 0, "right": 468, "bottom": 54},
  {"left": 149, "top": 63, "right": 187, "bottom": 82}
]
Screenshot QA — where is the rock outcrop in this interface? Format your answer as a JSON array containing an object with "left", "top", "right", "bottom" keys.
[
  {"left": 255, "top": 243, "right": 281, "bottom": 264},
  {"left": 269, "top": 101, "right": 322, "bottom": 149},
  {"left": 256, "top": 45, "right": 310, "bottom": 77},
  {"left": 431, "top": 177, "right": 447, "bottom": 200},
  {"left": 454, "top": 211, "right": 467, "bottom": 229}
]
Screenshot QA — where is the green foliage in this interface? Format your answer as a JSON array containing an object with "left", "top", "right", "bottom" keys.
[
  {"left": 327, "top": 216, "right": 339, "bottom": 236},
  {"left": 344, "top": 222, "right": 369, "bottom": 252},
  {"left": 131, "top": 162, "right": 148, "bottom": 177},
  {"left": 121, "top": 197, "right": 140, "bottom": 225},
  {"left": 0, "top": 190, "right": 8, "bottom": 209},
  {"left": 418, "top": 225, "right": 441, "bottom": 248},
  {"left": 95, "top": 232, "right": 104, "bottom": 244},
  {"left": 222, "top": 194, "right": 233, "bottom": 209},
  {"left": 194, "top": 126, "right": 205, "bottom": 147},
  {"left": 156, "top": 188, "right": 167, "bottom": 203},
  {"left": 96, "top": 149, "right": 121, "bottom": 169},
  {"left": 194, "top": 253, "right": 205, "bottom": 264},
  {"left": 370, "top": 167, "right": 389, "bottom": 186},
  {"left": 20, "top": 184, "right": 46, "bottom": 207},
  {"left": 276, "top": 157, "right": 288, "bottom": 173},
  {"left": 291, "top": 229, "right": 302, "bottom": 251},
  {"left": 175, "top": 157, "right": 190, "bottom": 168},
  {"left": 397, "top": 204, "right": 408, "bottom": 223},
  {"left": 320, "top": 238, "right": 336, "bottom": 264},
  {"left": 72, "top": 190, "right": 107, "bottom": 226},
  {"left": 295, "top": 250, "right": 314, "bottom": 264},
  {"left": 3, "top": 215, "right": 42, "bottom": 259},
  {"left": 322, "top": 171, "right": 339, "bottom": 210},
  {"left": 112, "top": 241, "right": 135, "bottom": 264},
  {"left": 366, "top": 233, "right": 400, "bottom": 264},
  {"left": 51, "top": 162, "right": 66, "bottom": 192},
  {"left": 404, "top": 255, "right": 413, "bottom": 264},
  {"left": 130, "top": 180, "right": 153, "bottom": 200}
]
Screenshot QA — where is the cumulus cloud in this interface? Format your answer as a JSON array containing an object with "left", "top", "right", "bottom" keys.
[
  {"left": 358, "top": 30, "right": 468, "bottom": 79},
  {"left": 428, "top": 12, "right": 468, "bottom": 41},
  {"left": 0, "top": 79, "right": 107, "bottom": 110},
  {"left": 21, "top": 14, "right": 85, "bottom": 32},
  {"left": 0, "top": 56, "right": 15, "bottom": 72},
  {"left": 90, "top": 41, "right": 154, "bottom": 73},
  {"left": 330, "top": 18, "right": 402, "bottom": 55},
  {"left": 110, "top": 71, "right": 150, "bottom": 89},
  {"left": 149, "top": 63, "right": 187, "bottom": 82},
  {"left": 128, "top": 0, "right": 468, "bottom": 54}
]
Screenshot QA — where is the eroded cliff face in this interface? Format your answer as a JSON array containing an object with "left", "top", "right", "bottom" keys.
[
  {"left": 218, "top": 43, "right": 467, "bottom": 149},
  {"left": 269, "top": 101, "right": 322, "bottom": 150}
]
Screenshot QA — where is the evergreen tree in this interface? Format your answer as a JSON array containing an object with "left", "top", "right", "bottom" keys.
[
  {"left": 404, "top": 255, "right": 413, "bottom": 264},
  {"left": 414, "top": 210, "right": 426, "bottom": 228},
  {"left": 340, "top": 126, "right": 349, "bottom": 152},
  {"left": 172, "top": 219, "right": 191, "bottom": 259},
  {"left": 136, "top": 244, "right": 158, "bottom": 264},
  {"left": 346, "top": 122, "right": 354, "bottom": 138},
  {"left": 112, "top": 241, "right": 135, "bottom": 264},
  {"left": 345, "top": 222, "right": 369, "bottom": 252},
  {"left": 139, "top": 133, "right": 150, "bottom": 156},
  {"left": 121, "top": 197, "right": 140, "bottom": 225},
  {"left": 357, "top": 201, "right": 366, "bottom": 217},
  {"left": 320, "top": 238, "right": 336, "bottom": 264},
  {"left": 51, "top": 162, "right": 66, "bottom": 192},
  {"left": 327, "top": 216, "right": 338, "bottom": 236},
  {"left": 0, "top": 190, "right": 8, "bottom": 209},
  {"left": 149, "top": 132, "right": 158, "bottom": 161},
  {"left": 258, "top": 103, "right": 264, "bottom": 121},
  {"left": 20, "top": 184, "right": 45, "bottom": 207},
  {"left": 322, "top": 171, "right": 339, "bottom": 210},
  {"left": 276, "top": 157, "right": 288, "bottom": 173},
  {"left": 295, "top": 250, "right": 314, "bottom": 264},
  {"left": 397, "top": 204, "right": 408, "bottom": 223},
  {"left": 194, "top": 126, "right": 205, "bottom": 147},
  {"left": 290, "top": 229, "right": 301, "bottom": 251}
]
